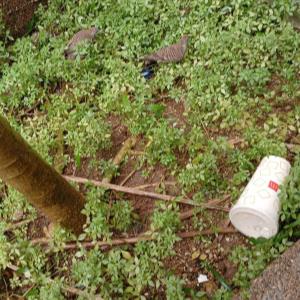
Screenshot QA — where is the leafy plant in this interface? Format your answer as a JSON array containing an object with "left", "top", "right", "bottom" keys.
[{"left": 1, "top": 0, "right": 300, "bottom": 298}]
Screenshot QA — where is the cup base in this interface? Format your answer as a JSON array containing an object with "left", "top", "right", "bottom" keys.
[{"left": 229, "top": 206, "right": 278, "bottom": 238}]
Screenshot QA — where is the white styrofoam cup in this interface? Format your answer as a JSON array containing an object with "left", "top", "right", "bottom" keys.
[{"left": 229, "top": 156, "right": 291, "bottom": 238}]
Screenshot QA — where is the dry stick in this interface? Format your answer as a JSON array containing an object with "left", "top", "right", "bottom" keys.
[
  {"left": 5, "top": 219, "right": 32, "bottom": 232},
  {"left": 62, "top": 286, "right": 103, "bottom": 300},
  {"left": 228, "top": 137, "right": 245, "bottom": 145},
  {"left": 152, "top": 95, "right": 170, "bottom": 103},
  {"left": 177, "top": 228, "right": 236, "bottom": 238},
  {"left": 133, "top": 181, "right": 176, "bottom": 190},
  {"left": 20, "top": 98, "right": 44, "bottom": 118},
  {"left": 102, "top": 136, "right": 137, "bottom": 184},
  {"left": 129, "top": 150, "right": 144, "bottom": 156},
  {"left": 120, "top": 169, "right": 137, "bottom": 186},
  {"left": 31, "top": 227, "right": 237, "bottom": 249},
  {"left": 179, "top": 195, "right": 231, "bottom": 220},
  {"left": 64, "top": 175, "right": 226, "bottom": 209},
  {"left": 64, "top": 175, "right": 194, "bottom": 205}
]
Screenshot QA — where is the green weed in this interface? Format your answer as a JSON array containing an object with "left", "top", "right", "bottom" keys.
[{"left": 0, "top": 0, "right": 300, "bottom": 298}]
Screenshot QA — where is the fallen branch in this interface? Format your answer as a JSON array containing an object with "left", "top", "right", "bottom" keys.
[
  {"left": 177, "top": 228, "right": 236, "bottom": 238},
  {"left": 133, "top": 181, "right": 176, "bottom": 190},
  {"left": 102, "top": 136, "right": 137, "bottom": 184},
  {"left": 64, "top": 175, "right": 229, "bottom": 210},
  {"left": 31, "top": 227, "right": 237, "bottom": 249},
  {"left": 64, "top": 175, "right": 198, "bottom": 206}
]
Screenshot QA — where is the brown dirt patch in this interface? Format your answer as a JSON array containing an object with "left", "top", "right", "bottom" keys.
[
  {"left": 1, "top": 0, "right": 47, "bottom": 38},
  {"left": 164, "top": 228, "right": 245, "bottom": 296}
]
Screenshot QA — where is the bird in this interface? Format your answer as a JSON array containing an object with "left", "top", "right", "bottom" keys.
[
  {"left": 143, "top": 35, "right": 189, "bottom": 64},
  {"left": 64, "top": 27, "right": 98, "bottom": 60}
]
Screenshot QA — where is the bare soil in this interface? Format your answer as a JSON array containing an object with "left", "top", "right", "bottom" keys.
[{"left": 0, "top": 0, "right": 47, "bottom": 37}]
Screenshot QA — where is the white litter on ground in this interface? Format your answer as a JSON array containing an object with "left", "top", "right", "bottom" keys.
[{"left": 197, "top": 274, "right": 209, "bottom": 284}]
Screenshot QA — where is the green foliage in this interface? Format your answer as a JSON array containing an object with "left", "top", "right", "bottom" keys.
[
  {"left": 1, "top": 0, "right": 300, "bottom": 298},
  {"left": 212, "top": 287, "right": 233, "bottom": 300},
  {"left": 110, "top": 200, "right": 133, "bottom": 232},
  {"left": 71, "top": 205, "right": 180, "bottom": 299},
  {"left": 0, "top": 187, "right": 35, "bottom": 221},
  {"left": 0, "top": 222, "right": 10, "bottom": 270},
  {"left": 165, "top": 275, "right": 186, "bottom": 300},
  {"left": 82, "top": 186, "right": 134, "bottom": 240},
  {"left": 151, "top": 203, "right": 180, "bottom": 232},
  {"left": 38, "top": 279, "right": 64, "bottom": 300},
  {"left": 144, "top": 121, "right": 185, "bottom": 167},
  {"left": 280, "top": 153, "right": 300, "bottom": 227}
]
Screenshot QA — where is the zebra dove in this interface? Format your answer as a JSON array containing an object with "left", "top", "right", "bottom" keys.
[
  {"left": 64, "top": 27, "right": 98, "bottom": 60},
  {"left": 143, "top": 35, "right": 189, "bottom": 64}
]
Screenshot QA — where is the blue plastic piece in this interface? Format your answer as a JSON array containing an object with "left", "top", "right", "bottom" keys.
[{"left": 141, "top": 66, "right": 154, "bottom": 79}]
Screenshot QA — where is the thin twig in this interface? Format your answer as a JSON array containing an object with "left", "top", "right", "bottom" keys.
[
  {"left": 177, "top": 228, "right": 237, "bottom": 238},
  {"left": 64, "top": 175, "right": 229, "bottom": 210},
  {"left": 102, "top": 136, "right": 137, "bottom": 184},
  {"left": 5, "top": 219, "right": 32, "bottom": 232},
  {"left": 201, "top": 120, "right": 210, "bottom": 137},
  {"left": 151, "top": 95, "right": 170, "bottom": 103},
  {"left": 120, "top": 169, "right": 137, "bottom": 186},
  {"left": 7, "top": 264, "right": 18, "bottom": 272},
  {"left": 62, "top": 285, "right": 103, "bottom": 300},
  {"left": 228, "top": 137, "right": 244, "bottom": 146},
  {"left": 64, "top": 175, "right": 197, "bottom": 206},
  {"left": 132, "top": 181, "right": 176, "bottom": 190},
  {"left": 179, "top": 195, "right": 230, "bottom": 220},
  {"left": 31, "top": 227, "right": 237, "bottom": 249},
  {"left": 129, "top": 150, "right": 144, "bottom": 156}
]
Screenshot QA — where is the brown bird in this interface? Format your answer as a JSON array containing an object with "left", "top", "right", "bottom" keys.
[
  {"left": 64, "top": 27, "right": 98, "bottom": 60},
  {"left": 143, "top": 35, "right": 189, "bottom": 64}
]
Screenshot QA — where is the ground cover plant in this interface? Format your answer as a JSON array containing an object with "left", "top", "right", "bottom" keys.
[{"left": 0, "top": 0, "right": 300, "bottom": 299}]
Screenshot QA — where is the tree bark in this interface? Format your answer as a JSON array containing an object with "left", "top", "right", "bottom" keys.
[{"left": 0, "top": 115, "right": 86, "bottom": 234}]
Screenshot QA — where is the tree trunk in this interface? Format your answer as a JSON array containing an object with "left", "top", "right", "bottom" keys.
[{"left": 0, "top": 115, "right": 86, "bottom": 235}]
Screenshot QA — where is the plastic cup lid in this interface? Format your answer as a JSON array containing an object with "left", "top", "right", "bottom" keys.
[{"left": 229, "top": 206, "right": 278, "bottom": 238}]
